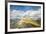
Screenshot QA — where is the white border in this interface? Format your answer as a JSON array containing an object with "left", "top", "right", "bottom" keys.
[{"left": 7, "top": 2, "right": 43, "bottom": 32}]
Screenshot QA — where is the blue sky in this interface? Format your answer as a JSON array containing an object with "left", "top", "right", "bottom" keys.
[
  {"left": 10, "top": 5, "right": 41, "bottom": 11},
  {"left": 10, "top": 5, "right": 41, "bottom": 19}
]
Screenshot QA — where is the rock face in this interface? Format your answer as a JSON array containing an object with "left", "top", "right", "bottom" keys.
[{"left": 16, "top": 17, "right": 41, "bottom": 29}]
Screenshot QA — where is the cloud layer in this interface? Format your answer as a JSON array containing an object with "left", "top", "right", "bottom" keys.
[{"left": 10, "top": 9, "right": 41, "bottom": 20}]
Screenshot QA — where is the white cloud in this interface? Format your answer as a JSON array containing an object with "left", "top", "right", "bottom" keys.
[
  {"left": 10, "top": 9, "right": 41, "bottom": 20},
  {"left": 23, "top": 9, "right": 41, "bottom": 20},
  {"left": 10, "top": 10, "right": 25, "bottom": 19}
]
